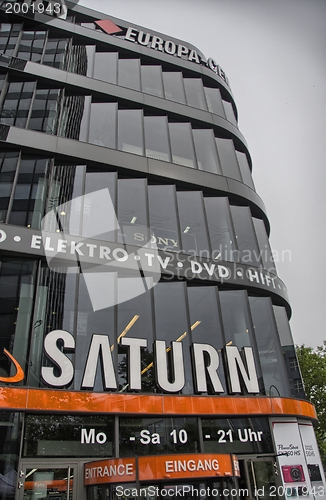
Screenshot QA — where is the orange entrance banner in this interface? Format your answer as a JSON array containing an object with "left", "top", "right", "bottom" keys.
[
  {"left": 138, "top": 454, "right": 233, "bottom": 481},
  {"left": 84, "top": 458, "right": 136, "bottom": 485}
]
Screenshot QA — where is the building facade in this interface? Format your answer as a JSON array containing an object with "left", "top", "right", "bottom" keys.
[{"left": 0, "top": 3, "right": 324, "bottom": 500}]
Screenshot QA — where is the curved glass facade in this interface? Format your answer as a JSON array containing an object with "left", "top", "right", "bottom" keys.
[{"left": 0, "top": 6, "right": 322, "bottom": 500}]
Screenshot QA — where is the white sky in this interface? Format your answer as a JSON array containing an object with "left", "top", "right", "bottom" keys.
[{"left": 79, "top": 0, "right": 326, "bottom": 347}]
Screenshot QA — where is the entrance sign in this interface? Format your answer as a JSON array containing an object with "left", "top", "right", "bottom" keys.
[
  {"left": 138, "top": 454, "right": 234, "bottom": 481},
  {"left": 84, "top": 458, "right": 136, "bottom": 486}
]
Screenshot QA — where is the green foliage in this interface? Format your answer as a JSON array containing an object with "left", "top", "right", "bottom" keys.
[{"left": 296, "top": 342, "right": 326, "bottom": 465}]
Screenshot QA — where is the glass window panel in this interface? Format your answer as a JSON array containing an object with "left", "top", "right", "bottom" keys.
[
  {"left": 219, "top": 290, "right": 263, "bottom": 388},
  {"left": 230, "top": 205, "right": 261, "bottom": 266},
  {"left": 153, "top": 282, "right": 193, "bottom": 394},
  {"left": 204, "top": 87, "right": 225, "bottom": 116},
  {"left": 118, "top": 59, "right": 141, "bottom": 91},
  {"left": 184, "top": 78, "right": 207, "bottom": 110},
  {"left": 144, "top": 115, "right": 171, "bottom": 162},
  {"left": 85, "top": 45, "right": 95, "bottom": 77},
  {"left": 168, "top": 122, "right": 196, "bottom": 168},
  {"left": 204, "top": 197, "right": 238, "bottom": 262},
  {"left": 162, "top": 72, "right": 186, "bottom": 104},
  {"left": 24, "top": 414, "right": 114, "bottom": 457},
  {"left": 119, "top": 417, "right": 199, "bottom": 456},
  {"left": 202, "top": 417, "right": 273, "bottom": 455},
  {"left": 118, "top": 109, "right": 144, "bottom": 156},
  {"left": 118, "top": 178, "right": 149, "bottom": 246},
  {"left": 236, "top": 150, "right": 255, "bottom": 190},
  {"left": 176, "top": 191, "right": 210, "bottom": 256},
  {"left": 273, "top": 306, "right": 305, "bottom": 399},
  {"left": 148, "top": 184, "right": 181, "bottom": 252},
  {"left": 0, "top": 412, "right": 22, "bottom": 487},
  {"left": 117, "top": 287, "right": 155, "bottom": 392},
  {"left": 94, "top": 52, "right": 118, "bottom": 83},
  {"left": 187, "top": 287, "right": 226, "bottom": 393},
  {"left": 223, "top": 100, "right": 237, "bottom": 126},
  {"left": 89, "top": 102, "right": 117, "bottom": 148},
  {"left": 193, "top": 128, "right": 221, "bottom": 174},
  {"left": 216, "top": 138, "right": 242, "bottom": 181},
  {"left": 74, "top": 273, "right": 116, "bottom": 391},
  {"left": 82, "top": 171, "right": 117, "bottom": 242},
  {"left": 9, "top": 156, "right": 51, "bottom": 229},
  {"left": 0, "top": 73, "right": 6, "bottom": 92},
  {"left": 141, "top": 65, "right": 164, "bottom": 97},
  {"left": 249, "top": 296, "right": 290, "bottom": 397},
  {"left": 253, "top": 218, "right": 277, "bottom": 274}
]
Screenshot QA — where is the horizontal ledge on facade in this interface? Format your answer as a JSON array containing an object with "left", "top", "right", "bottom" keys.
[
  {"left": 0, "top": 387, "right": 316, "bottom": 420},
  {"left": 3, "top": 127, "right": 266, "bottom": 222}
]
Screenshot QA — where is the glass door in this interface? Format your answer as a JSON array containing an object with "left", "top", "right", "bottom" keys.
[
  {"left": 17, "top": 462, "right": 78, "bottom": 500},
  {"left": 241, "top": 458, "right": 280, "bottom": 500}
]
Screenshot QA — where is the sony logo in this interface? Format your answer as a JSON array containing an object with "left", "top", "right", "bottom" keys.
[{"left": 41, "top": 330, "right": 260, "bottom": 395}]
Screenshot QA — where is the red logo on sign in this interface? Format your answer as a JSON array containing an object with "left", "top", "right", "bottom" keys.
[{"left": 95, "top": 20, "right": 123, "bottom": 35}]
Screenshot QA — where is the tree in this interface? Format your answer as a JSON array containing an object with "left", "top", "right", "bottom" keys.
[{"left": 296, "top": 342, "right": 326, "bottom": 465}]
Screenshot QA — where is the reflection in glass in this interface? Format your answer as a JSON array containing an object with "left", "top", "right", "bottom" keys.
[
  {"left": 24, "top": 414, "right": 114, "bottom": 457},
  {"left": 119, "top": 417, "right": 199, "bottom": 456},
  {"left": 177, "top": 191, "right": 210, "bottom": 256},
  {"left": 273, "top": 306, "right": 305, "bottom": 399},
  {"left": 162, "top": 72, "right": 186, "bottom": 103},
  {"left": 29, "top": 88, "right": 62, "bottom": 135},
  {"left": 222, "top": 100, "right": 237, "bottom": 126},
  {"left": 169, "top": 122, "right": 196, "bottom": 168},
  {"left": 153, "top": 282, "right": 193, "bottom": 394},
  {"left": 249, "top": 297, "right": 290, "bottom": 397},
  {"left": 148, "top": 185, "right": 180, "bottom": 252},
  {"left": 187, "top": 287, "right": 226, "bottom": 393},
  {"left": 16, "top": 30, "right": 46, "bottom": 63},
  {"left": 118, "top": 109, "right": 144, "bottom": 155},
  {"left": 0, "top": 412, "right": 22, "bottom": 500},
  {"left": 204, "top": 87, "right": 225, "bottom": 116},
  {"left": 144, "top": 115, "right": 171, "bottom": 162},
  {"left": 230, "top": 206, "right": 261, "bottom": 266},
  {"left": 0, "top": 80, "right": 36, "bottom": 128},
  {"left": 118, "top": 178, "right": 149, "bottom": 246},
  {"left": 216, "top": 138, "right": 241, "bottom": 181},
  {"left": 89, "top": 102, "right": 117, "bottom": 148},
  {"left": 193, "top": 129, "right": 221, "bottom": 174},
  {"left": 141, "top": 65, "right": 164, "bottom": 97},
  {"left": 219, "top": 290, "right": 263, "bottom": 390},
  {"left": 236, "top": 151, "right": 255, "bottom": 190},
  {"left": 184, "top": 78, "right": 207, "bottom": 110},
  {"left": 0, "top": 151, "right": 19, "bottom": 223},
  {"left": 253, "top": 218, "right": 277, "bottom": 274},
  {"left": 204, "top": 197, "right": 238, "bottom": 261}
]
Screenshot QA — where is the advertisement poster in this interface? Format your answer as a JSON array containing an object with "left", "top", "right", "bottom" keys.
[
  {"left": 271, "top": 418, "right": 314, "bottom": 499},
  {"left": 299, "top": 420, "right": 326, "bottom": 499}
]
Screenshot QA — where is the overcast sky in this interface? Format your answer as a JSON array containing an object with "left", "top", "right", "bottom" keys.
[{"left": 79, "top": 0, "right": 326, "bottom": 348}]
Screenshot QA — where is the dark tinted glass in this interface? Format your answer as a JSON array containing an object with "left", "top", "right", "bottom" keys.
[
  {"left": 0, "top": 151, "right": 19, "bottom": 223},
  {"left": 253, "top": 218, "right": 277, "bottom": 274},
  {"left": 29, "top": 88, "right": 62, "bottom": 134},
  {"left": 249, "top": 297, "right": 290, "bottom": 397},
  {"left": 24, "top": 414, "right": 114, "bottom": 457},
  {"left": 0, "top": 412, "right": 23, "bottom": 491},
  {"left": 177, "top": 190, "right": 210, "bottom": 256},
  {"left": 0, "top": 80, "right": 36, "bottom": 128}
]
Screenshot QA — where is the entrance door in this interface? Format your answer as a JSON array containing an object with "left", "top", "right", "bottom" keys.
[
  {"left": 240, "top": 458, "right": 279, "bottom": 500},
  {"left": 17, "top": 461, "right": 78, "bottom": 500}
]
